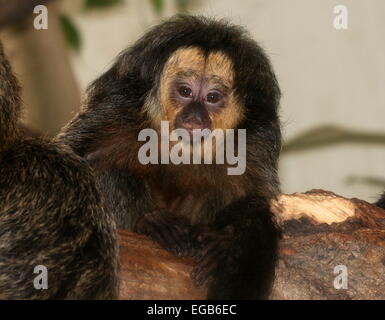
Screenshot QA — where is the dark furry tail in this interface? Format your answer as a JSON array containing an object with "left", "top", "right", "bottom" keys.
[
  {"left": 0, "top": 40, "right": 119, "bottom": 299},
  {"left": 0, "top": 42, "right": 21, "bottom": 150}
]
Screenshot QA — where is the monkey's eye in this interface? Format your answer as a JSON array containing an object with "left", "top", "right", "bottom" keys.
[
  {"left": 206, "top": 91, "right": 222, "bottom": 104},
  {"left": 178, "top": 86, "right": 193, "bottom": 98}
]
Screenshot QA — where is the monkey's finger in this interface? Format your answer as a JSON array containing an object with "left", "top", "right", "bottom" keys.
[
  {"left": 156, "top": 214, "right": 187, "bottom": 241},
  {"left": 188, "top": 229, "right": 204, "bottom": 253},
  {"left": 163, "top": 221, "right": 189, "bottom": 253},
  {"left": 187, "top": 238, "right": 198, "bottom": 257},
  {"left": 191, "top": 253, "right": 222, "bottom": 287},
  {"left": 193, "top": 263, "right": 218, "bottom": 287},
  {"left": 197, "top": 246, "right": 223, "bottom": 273},
  {"left": 140, "top": 215, "right": 183, "bottom": 254},
  {"left": 156, "top": 222, "right": 184, "bottom": 255},
  {"left": 191, "top": 247, "right": 223, "bottom": 282},
  {"left": 187, "top": 231, "right": 202, "bottom": 257},
  {"left": 164, "top": 215, "right": 192, "bottom": 238},
  {"left": 136, "top": 217, "right": 156, "bottom": 235},
  {"left": 177, "top": 237, "right": 192, "bottom": 257},
  {"left": 144, "top": 220, "right": 181, "bottom": 254},
  {"left": 164, "top": 220, "right": 192, "bottom": 255},
  {"left": 196, "top": 232, "right": 216, "bottom": 248},
  {"left": 197, "top": 240, "right": 221, "bottom": 262},
  {"left": 137, "top": 212, "right": 166, "bottom": 234},
  {"left": 142, "top": 222, "right": 164, "bottom": 243},
  {"left": 159, "top": 215, "right": 195, "bottom": 257}
]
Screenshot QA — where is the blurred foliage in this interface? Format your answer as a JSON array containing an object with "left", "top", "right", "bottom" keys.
[
  {"left": 151, "top": 0, "right": 190, "bottom": 13},
  {"left": 283, "top": 125, "right": 385, "bottom": 189},
  {"left": 151, "top": 0, "right": 164, "bottom": 13},
  {"left": 150, "top": 0, "right": 189, "bottom": 13},
  {"left": 60, "top": 0, "right": 191, "bottom": 50},
  {"left": 59, "top": 14, "right": 81, "bottom": 52},
  {"left": 61, "top": 0, "right": 124, "bottom": 51},
  {"left": 175, "top": 0, "right": 189, "bottom": 11},
  {"left": 282, "top": 125, "right": 385, "bottom": 154},
  {"left": 84, "top": 0, "right": 124, "bottom": 9},
  {"left": 345, "top": 176, "right": 385, "bottom": 188}
]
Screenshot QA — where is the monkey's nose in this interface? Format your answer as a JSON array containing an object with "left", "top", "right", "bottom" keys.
[{"left": 182, "top": 121, "right": 205, "bottom": 138}]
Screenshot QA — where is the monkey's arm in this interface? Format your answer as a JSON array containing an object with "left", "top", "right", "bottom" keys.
[
  {"left": 97, "top": 167, "right": 194, "bottom": 256},
  {"left": 192, "top": 196, "right": 280, "bottom": 300},
  {"left": 96, "top": 167, "right": 154, "bottom": 231}
]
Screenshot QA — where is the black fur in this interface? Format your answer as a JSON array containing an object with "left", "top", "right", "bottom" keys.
[
  {"left": 376, "top": 192, "right": 385, "bottom": 210},
  {"left": 57, "top": 15, "right": 282, "bottom": 299},
  {"left": 0, "top": 42, "right": 118, "bottom": 299}
]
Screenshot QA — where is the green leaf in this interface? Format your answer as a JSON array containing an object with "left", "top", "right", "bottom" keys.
[
  {"left": 84, "top": 0, "right": 124, "bottom": 9},
  {"left": 59, "top": 14, "right": 81, "bottom": 52},
  {"left": 151, "top": 0, "right": 164, "bottom": 13},
  {"left": 282, "top": 125, "right": 385, "bottom": 155}
]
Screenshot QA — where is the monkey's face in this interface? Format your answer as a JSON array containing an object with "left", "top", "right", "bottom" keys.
[{"left": 153, "top": 47, "right": 244, "bottom": 137}]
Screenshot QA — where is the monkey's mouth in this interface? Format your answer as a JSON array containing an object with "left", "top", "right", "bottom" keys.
[{"left": 180, "top": 123, "right": 210, "bottom": 139}]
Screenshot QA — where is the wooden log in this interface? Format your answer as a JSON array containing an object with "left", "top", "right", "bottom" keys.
[
  {"left": 118, "top": 231, "right": 205, "bottom": 300},
  {"left": 118, "top": 190, "right": 385, "bottom": 300}
]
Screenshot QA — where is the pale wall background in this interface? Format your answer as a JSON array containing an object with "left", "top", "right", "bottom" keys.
[{"left": 62, "top": 0, "right": 385, "bottom": 202}]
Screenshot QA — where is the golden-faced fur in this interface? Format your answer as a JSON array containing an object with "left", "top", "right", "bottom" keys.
[{"left": 144, "top": 47, "right": 244, "bottom": 132}]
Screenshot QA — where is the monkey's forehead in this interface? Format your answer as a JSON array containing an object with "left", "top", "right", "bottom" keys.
[{"left": 161, "top": 47, "right": 234, "bottom": 86}]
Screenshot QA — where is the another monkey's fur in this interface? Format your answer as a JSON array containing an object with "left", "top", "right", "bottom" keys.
[
  {"left": 0, "top": 42, "right": 118, "bottom": 299},
  {"left": 57, "top": 15, "right": 282, "bottom": 299},
  {"left": 376, "top": 192, "right": 385, "bottom": 210}
]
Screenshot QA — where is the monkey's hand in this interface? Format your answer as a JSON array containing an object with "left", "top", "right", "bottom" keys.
[
  {"left": 191, "top": 225, "right": 240, "bottom": 287},
  {"left": 136, "top": 210, "right": 195, "bottom": 257}
]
